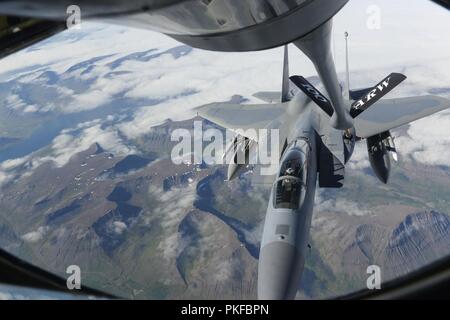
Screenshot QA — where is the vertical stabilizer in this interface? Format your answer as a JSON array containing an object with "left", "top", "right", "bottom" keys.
[{"left": 281, "top": 45, "right": 290, "bottom": 102}]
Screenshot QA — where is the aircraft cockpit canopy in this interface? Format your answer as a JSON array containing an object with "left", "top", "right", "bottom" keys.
[{"left": 274, "top": 148, "right": 307, "bottom": 210}]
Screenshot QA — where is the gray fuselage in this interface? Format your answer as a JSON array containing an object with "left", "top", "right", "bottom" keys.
[{"left": 257, "top": 96, "right": 319, "bottom": 300}]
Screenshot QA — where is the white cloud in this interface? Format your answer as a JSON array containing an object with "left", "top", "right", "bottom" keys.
[
  {"left": 113, "top": 221, "right": 127, "bottom": 235},
  {"left": 65, "top": 90, "right": 111, "bottom": 113},
  {"left": 395, "top": 111, "right": 450, "bottom": 167},
  {"left": 151, "top": 184, "right": 198, "bottom": 261},
  {"left": 152, "top": 185, "right": 197, "bottom": 229},
  {"left": 0, "top": 119, "right": 135, "bottom": 186},
  {"left": 0, "top": 23, "right": 179, "bottom": 80},
  {"left": 21, "top": 226, "right": 49, "bottom": 243},
  {"left": 332, "top": 0, "right": 450, "bottom": 74},
  {"left": 1, "top": 0, "right": 448, "bottom": 138},
  {"left": 0, "top": 156, "right": 30, "bottom": 170},
  {"left": 4, "top": 94, "right": 26, "bottom": 111},
  {"left": 159, "top": 232, "right": 179, "bottom": 261},
  {"left": 23, "top": 105, "right": 39, "bottom": 113},
  {"left": 0, "top": 171, "right": 15, "bottom": 187},
  {"left": 43, "top": 122, "right": 135, "bottom": 167},
  {"left": 347, "top": 142, "right": 371, "bottom": 171},
  {"left": 242, "top": 220, "right": 264, "bottom": 249},
  {"left": 315, "top": 190, "right": 372, "bottom": 216},
  {"left": 0, "top": 155, "right": 32, "bottom": 187},
  {"left": 117, "top": 47, "right": 289, "bottom": 138}
]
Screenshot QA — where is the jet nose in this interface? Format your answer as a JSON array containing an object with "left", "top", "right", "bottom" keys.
[{"left": 257, "top": 242, "right": 304, "bottom": 300}]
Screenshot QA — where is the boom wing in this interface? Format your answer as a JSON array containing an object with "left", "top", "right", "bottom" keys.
[{"left": 354, "top": 95, "right": 450, "bottom": 138}]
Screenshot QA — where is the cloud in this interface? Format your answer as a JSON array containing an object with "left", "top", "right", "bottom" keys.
[
  {"left": 41, "top": 122, "right": 135, "bottom": 167},
  {"left": 395, "top": 111, "right": 450, "bottom": 167},
  {"left": 332, "top": 0, "right": 450, "bottom": 74},
  {"left": 113, "top": 221, "right": 127, "bottom": 235},
  {"left": 21, "top": 226, "right": 49, "bottom": 243},
  {"left": 0, "top": 119, "right": 134, "bottom": 187},
  {"left": 0, "top": 155, "right": 32, "bottom": 187},
  {"left": 347, "top": 142, "right": 371, "bottom": 171},
  {"left": 315, "top": 190, "right": 372, "bottom": 216},
  {"left": 147, "top": 184, "right": 197, "bottom": 229},
  {"left": 0, "top": 23, "right": 179, "bottom": 80},
  {"left": 23, "top": 105, "right": 39, "bottom": 113},
  {"left": 1, "top": 0, "right": 448, "bottom": 140},
  {"left": 0, "top": 171, "right": 13, "bottom": 187},
  {"left": 242, "top": 220, "right": 264, "bottom": 249},
  {"left": 151, "top": 184, "right": 198, "bottom": 261},
  {"left": 159, "top": 232, "right": 179, "bottom": 261},
  {"left": 4, "top": 94, "right": 26, "bottom": 111},
  {"left": 117, "top": 47, "right": 290, "bottom": 138}
]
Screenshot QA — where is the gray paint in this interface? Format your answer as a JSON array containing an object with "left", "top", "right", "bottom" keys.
[
  {"left": 355, "top": 96, "right": 450, "bottom": 138},
  {"left": 258, "top": 122, "right": 318, "bottom": 299},
  {"left": 258, "top": 242, "right": 304, "bottom": 300}
]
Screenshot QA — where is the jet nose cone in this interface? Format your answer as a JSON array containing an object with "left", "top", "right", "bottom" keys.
[{"left": 257, "top": 242, "right": 304, "bottom": 300}]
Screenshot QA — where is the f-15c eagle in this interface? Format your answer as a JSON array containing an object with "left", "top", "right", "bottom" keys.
[{"left": 196, "top": 22, "right": 450, "bottom": 300}]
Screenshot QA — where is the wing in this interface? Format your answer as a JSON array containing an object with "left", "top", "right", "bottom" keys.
[
  {"left": 354, "top": 95, "right": 450, "bottom": 138},
  {"left": 196, "top": 102, "right": 287, "bottom": 141}
]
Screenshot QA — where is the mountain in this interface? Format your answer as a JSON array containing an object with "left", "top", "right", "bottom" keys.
[{"left": 1, "top": 116, "right": 450, "bottom": 299}]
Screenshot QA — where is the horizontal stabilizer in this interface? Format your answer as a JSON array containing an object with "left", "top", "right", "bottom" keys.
[
  {"left": 290, "top": 75, "right": 334, "bottom": 117},
  {"left": 354, "top": 95, "right": 450, "bottom": 138},
  {"left": 350, "top": 73, "right": 407, "bottom": 118},
  {"left": 253, "top": 92, "right": 282, "bottom": 104}
]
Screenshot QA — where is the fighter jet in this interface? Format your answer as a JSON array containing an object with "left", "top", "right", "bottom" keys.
[
  {"left": 195, "top": 26, "right": 450, "bottom": 300},
  {"left": 0, "top": 0, "right": 449, "bottom": 301}
]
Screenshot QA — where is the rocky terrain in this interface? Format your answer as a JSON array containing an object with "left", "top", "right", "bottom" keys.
[{"left": 1, "top": 116, "right": 450, "bottom": 299}]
